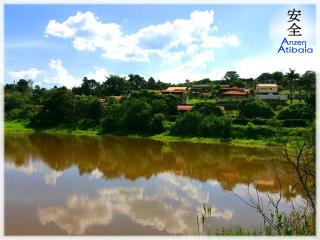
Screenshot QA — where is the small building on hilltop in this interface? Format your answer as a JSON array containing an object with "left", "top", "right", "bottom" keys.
[
  {"left": 255, "top": 84, "right": 278, "bottom": 94},
  {"left": 219, "top": 86, "right": 251, "bottom": 99},
  {"left": 160, "top": 87, "right": 189, "bottom": 95},
  {"left": 191, "top": 84, "right": 211, "bottom": 95},
  {"left": 255, "top": 84, "right": 288, "bottom": 101}
]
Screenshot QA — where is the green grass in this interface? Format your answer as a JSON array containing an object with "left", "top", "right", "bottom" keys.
[
  {"left": 3, "top": 120, "right": 294, "bottom": 148},
  {"left": 187, "top": 98, "right": 217, "bottom": 104},
  {"left": 150, "top": 133, "right": 276, "bottom": 148},
  {"left": 5, "top": 121, "right": 34, "bottom": 132},
  {"left": 5, "top": 121, "right": 99, "bottom": 136},
  {"left": 215, "top": 226, "right": 263, "bottom": 236}
]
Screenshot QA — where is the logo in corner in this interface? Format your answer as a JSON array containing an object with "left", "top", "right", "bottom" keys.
[{"left": 277, "top": 8, "right": 313, "bottom": 54}]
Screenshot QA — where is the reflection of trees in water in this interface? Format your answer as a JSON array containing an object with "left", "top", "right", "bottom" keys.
[{"left": 5, "top": 133, "right": 302, "bottom": 199}]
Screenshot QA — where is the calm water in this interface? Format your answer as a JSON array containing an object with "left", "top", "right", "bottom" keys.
[{"left": 5, "top": 133, "right": 304, "bottom": 235}]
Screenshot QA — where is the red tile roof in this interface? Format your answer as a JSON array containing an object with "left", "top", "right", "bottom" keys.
[
  {"left": 222, "top": 91, "right": 247, "bottom": 95},
  {"left": 177, "top": 105, "right": 193, "bottom": 111}
]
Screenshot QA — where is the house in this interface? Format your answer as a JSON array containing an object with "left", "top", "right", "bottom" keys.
[
  {"left": 177, "top": 105, "right": 193, "bottom": 111},
  {"left": 222, "top": 90, "right": 248, "bottom": 99},
  {"left": 219, "top": 86, "right": 250, "bottom": 99},
  {"left": 191, "top": 84, "right": 211, "bottom": 95},
  {"left": 160, "top": 87, "right": 188, "bottom": 95},
  {"left": 255, "top": 84, "right": 287, "bottom": 101},
  {"left": 255, "top": 84, "right": 278, "bottom": 94}
]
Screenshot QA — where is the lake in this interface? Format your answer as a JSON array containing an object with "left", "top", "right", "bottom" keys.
[{"left": 5, "top": 133, "right": 304, "bottom": 235}]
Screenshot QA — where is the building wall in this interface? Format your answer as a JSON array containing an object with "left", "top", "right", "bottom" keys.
[
  {"left": 255, "top": 93, "right": 287, "bottom": 100},
  {"left": 256, "top": 85, "right": 278, "bottom": 94}
]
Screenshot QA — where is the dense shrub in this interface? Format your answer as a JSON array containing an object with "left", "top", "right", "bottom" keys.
[
  {"left": 76, "top": 96, "right": 102, "bottom": 124},
  {"left": 232, "top": 123, "right": 276, "bottom": 139},
  {"left": 172, "top": 111, "right": 202, "bottom": 136},
  {"left": 232, "top": 117, "right": 248, "bottom": 125},
  {"left": 239, "top": 98, "right": 274, "bottom": 119},
  {"left": 148, "top": 113, "right": 165, "bottom": 134},
  {"left": 29, "top": 88, "right": 77, "bottom": 127},
  {"left": 5, "top": 92, "right": 29, "bottom": 112},
  {"left": 282, "top": 119, "right": 308, "bottom": 127},
  {"left": 123, "top": 99, "right": 153, "bottom": 132},
  {"left": 200, "top": 116, "right": 231, "bottom": 138},
  {"left": 251, "top": 118, "right": 269, "bottom": 125},
  {"left": 192, "top": 102, "right": 223, "bottom": 116},
  {"left": 100, "top": 103, "right": 124, "bottom": 132},
  {"left": 277, "top": 103, "right": 314, "bottom": 120}
]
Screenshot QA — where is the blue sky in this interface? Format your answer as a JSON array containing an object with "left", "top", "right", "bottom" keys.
[{"left": 4, "top": 4, "right": 316, "bottom": 88}]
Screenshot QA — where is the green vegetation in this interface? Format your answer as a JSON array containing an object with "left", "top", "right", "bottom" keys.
[{"left": 4, "top": 69, "right": 315, "bottom": 146}]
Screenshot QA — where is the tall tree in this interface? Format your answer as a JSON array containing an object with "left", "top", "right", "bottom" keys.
[
  {"left": 99, "top": 75, "right": 127, "bottom": 96},
  {"left": 128, "top": 74, "right": 146, "bottom": 90},
  {"left": 16, "top": 79, "right": 31, "bottom": 94},
  {"left": 285, "top": 69, "right": 300, "bottom": 103},
  {"left": 80, "top": 77, "right": 100, "bottom": 95},
  {"left": 223, "top": 71, "right": 240, "bottom": 83},
  {"left": 147, "top": 77, "right": 156, "bottom": 90},
  {"left": 300, "top": 71, "right": 315, "bottom": 101},
  {"left": 256, "top": 72, "right": 273, "bottom": 83}
]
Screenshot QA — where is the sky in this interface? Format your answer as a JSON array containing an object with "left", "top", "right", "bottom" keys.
[{"left": 4, "top": 4, "right": 317, "bottom": 88}]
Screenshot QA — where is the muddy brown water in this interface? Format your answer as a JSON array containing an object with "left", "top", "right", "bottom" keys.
[{"left": 5, "top": 132, "right": 304, "bottom": 235}]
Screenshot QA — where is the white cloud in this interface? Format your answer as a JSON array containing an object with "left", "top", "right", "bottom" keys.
[
  {"left": 45, "top": 10, "right": 239, "bottom": 63},
  {"left": 8, "top": 60, "right": 113, "bottom": 88},
  {"left": 9, "top": 68, "right": 42, "bottom": 80},
  {"left": 38, "top": 192, "right": 112, "bottom": 234},
  {"left": 47, "top": 59, "right": 81, "bottom": 88},
  {"left": 85, "top": 66, "right": 110, "bottom": 83},
  {"left": 44, "top": 170, "right": 63, "bottom": 186}
]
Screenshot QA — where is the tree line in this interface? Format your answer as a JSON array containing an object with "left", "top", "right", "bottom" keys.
[{"left": 4, "top": 69, "right": 315, "bottom": 140}]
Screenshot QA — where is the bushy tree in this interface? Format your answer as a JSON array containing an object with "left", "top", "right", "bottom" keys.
[
  {"left": 73, "top": 77, "right": 100, "bottom": 96},
  {"left": 193, "top": 102, "right": 223, "bottom": 116},
  {"left": 223, "top": 71, "right": 240, "bottom": 83},
  {"left": 5, "top": 92, "right": 29, "bottom": 112},
  {"left": 200, "top": 116, "right": 231, "bottom": 138},
  {"left": 277, "top": 103, "right": 314, "bottom": 120},
  {"left": 148, "top": 113, "right": 164, "bottom": 134},
  {"left": 172, "top": 111, "right": 202, "bottom": 136},
  {"left": 29, "top": 88, "right": 77, "bottom": 127},
  {"left": 128, "top": 74, "right": 146, "bottom": 90},
  {"left": 300, "top": 71, "right": 315, "bottom": 101},
  {"left": 5, "top": 92, "right": 33, "bottom": 120},
  {"left": 101, "top": 103, "right": 124, "bottom": 132},
  {"left": 76, "top": 96, "right": 102, "bottom": 128},
  {"left": 16, "top": 79, "right": 32, "bottom": 94},
  {"left": 239, "top": 98, "right": 274, "bottom": 119},
  {"left": 229, "top": 79, "right": 245, "bottom": 88},
  {"left": 99, "top": 75, "right": 127, "bottom": 96},
  {"left": 147, "top": 77, "right": 156, "bottom": 90},
  {"left": 151, "top": 99, "right": 168, "bottom": 114},
  {"left": 123, "top": 99, "right": 153, "bottom": 132}
]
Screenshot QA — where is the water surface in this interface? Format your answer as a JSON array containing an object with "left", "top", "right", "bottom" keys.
[{"left": 5, "top": 133, "right": 304, "bottom": 235}]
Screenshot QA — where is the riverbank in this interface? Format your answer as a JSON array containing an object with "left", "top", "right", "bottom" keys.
[{"left": 5, "top": 121, "right": 281, "bottom": 148}]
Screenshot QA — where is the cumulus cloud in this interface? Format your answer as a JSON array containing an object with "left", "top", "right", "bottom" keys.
[
  {"left": 46, "top": 59, "right": 81, "bottom": 88},
  {"left": 38, "top": 192, "right": 112, "bottom": 234},
  {"left": 85, "top": 66, "right": 110, "bottom": 83},
  {"left": 38, "top": 179, "right": 233, "bottom": 234},
  {"left": 8, "top": 60, "right": 112, "bottom": 88},
  {"left": 9, "top": 68, "right": 42, "bottom": 80},
  {"left": 45, "top": 10, "right": 239, "bottom": 63},
  {"left": 44, "top": 170, "right": 63, "bottom": 186}
]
